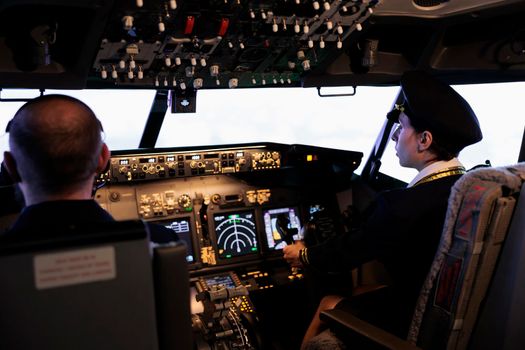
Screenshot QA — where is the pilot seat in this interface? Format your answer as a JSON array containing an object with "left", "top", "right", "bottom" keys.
[
  {"left": 0, "top": 220, "right": 192, "bottom": 350},
  {"left": 315, "top": 163, "right": 525, "bottom": 350}
]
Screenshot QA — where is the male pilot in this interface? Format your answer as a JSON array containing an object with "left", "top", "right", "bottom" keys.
[
  {"left": 283, "top": 71, "right": 483, "bottom": 348},
  {"left": 1, "top": 94, "right": 176, "bottom": 243}
]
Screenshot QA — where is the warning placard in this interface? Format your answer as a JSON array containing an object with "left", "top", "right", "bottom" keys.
[{"left": 34, "top": 246, "right": 116, "bottom": 290}]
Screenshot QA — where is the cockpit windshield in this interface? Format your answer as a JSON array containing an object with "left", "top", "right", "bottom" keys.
[{"left": 1, "top": 83, "right": 523, "bottom": 183}]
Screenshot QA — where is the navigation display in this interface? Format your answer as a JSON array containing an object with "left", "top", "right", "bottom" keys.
[
  {"left": 156, "top": 217, "right": 195, "bottom": 263},
  {"left": 263, "top": 207, "right": 302, "bottom": 250},
  {"left": 213, "top": 211, "right": 258, "bottom": 259}
]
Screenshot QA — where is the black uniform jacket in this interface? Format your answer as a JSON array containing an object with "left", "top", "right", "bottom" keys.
[
  {"left": 307, "top": 174, "right": 462, "bottom": 337},
  {"left": 2, "top": 200, "right": 178, "bottom": 244}
]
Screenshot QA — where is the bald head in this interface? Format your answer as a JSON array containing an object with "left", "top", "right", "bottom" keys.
[{"left": 7, "top": 95, "right": 104, "bottom": 195}]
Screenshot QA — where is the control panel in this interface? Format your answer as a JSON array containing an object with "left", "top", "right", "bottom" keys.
[
  {"left": 92, "top": 142, "right": 362, "bottom": 349},
  {"left": 194, "top": 272, "right": 256, "bottom": 314},
  {"left": 87, "top": 0, "right": 381, "bottom": 90},
  {"left": 95, "top": 142, "right": 362, "bottom": 269},
  {"left": 191, "top": 271, "right": 260, "bottom": 349},
  {"left": 100, "top": 145, "right": 281, "bottom": 184},
  {"left": 96, "top": 172, "right": 303, "bottom": 268}
]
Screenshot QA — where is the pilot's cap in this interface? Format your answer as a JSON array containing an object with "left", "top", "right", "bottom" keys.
[{"left": 387, "top": 70, "right": 483, "bottom": 153}]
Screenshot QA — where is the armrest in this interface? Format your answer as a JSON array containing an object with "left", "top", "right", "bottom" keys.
[{"left": 320, "top": 309, "right": 422, "bottom": 350}]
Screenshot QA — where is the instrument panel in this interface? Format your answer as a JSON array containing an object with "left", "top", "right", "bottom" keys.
[
  {"left": 95, "top": 142, "right": 362, "bottom": 272},
  {"left": 96, "top": 173, "right": 304, "bottom": 268},
  {"left": 93, "top": 142, "right": 362, "bottom": 349}
]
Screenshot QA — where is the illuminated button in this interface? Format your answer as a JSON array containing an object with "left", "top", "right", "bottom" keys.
[
  {"left": 228, "top": 153, "right": 234, "bottom": 159},
  {"left": 177, "top": 155, "right": 184, "bottom": 161}
]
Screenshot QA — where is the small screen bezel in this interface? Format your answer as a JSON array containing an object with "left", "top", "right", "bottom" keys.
[
  {"left": 262, "top": 206, "right": 302, "bottom": 251},
  {"left": 152, "top": 216, "right": 197, "bottom": 264},
  {"left": 212, "top": 210, "right": 259, "bottom": 261}
]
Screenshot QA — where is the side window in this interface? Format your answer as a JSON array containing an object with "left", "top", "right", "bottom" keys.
[
  {"left": 0, "top": 102, "right": 24, "bottom": 154},
  {"left": 0, "top": 90, "right": 155, "bottom": 153}
]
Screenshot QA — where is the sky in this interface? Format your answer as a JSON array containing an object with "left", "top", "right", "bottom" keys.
[{"left": 0, "top": 83, "right": 523, "bottom": 183}]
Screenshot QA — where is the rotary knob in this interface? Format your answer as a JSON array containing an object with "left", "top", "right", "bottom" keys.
[
  {"left": 211, "top": 193, "right": 221, "bottom": 204},
  {"left": 109, "top": 192, "right": 120, "bottom": 202},
  {"left": 178, "top": 194, "right": 192, "bottom": 210}
]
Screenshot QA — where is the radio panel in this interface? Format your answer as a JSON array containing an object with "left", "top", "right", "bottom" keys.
[{"left": 193, "top": 271, "right": 273, "bottom": 314}]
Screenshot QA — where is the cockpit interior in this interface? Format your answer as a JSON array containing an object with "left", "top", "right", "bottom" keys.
[{"left": 1, "top": 0, "right": 525, "bottom": 349}]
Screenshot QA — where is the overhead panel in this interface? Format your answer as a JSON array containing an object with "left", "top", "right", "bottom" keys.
[{"left": 88, "top": 0, "right": 381, "bottom": 90}]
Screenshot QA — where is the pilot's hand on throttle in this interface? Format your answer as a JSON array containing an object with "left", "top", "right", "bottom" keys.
[{"left": 283, "top": 241, "right": 306, "bottom": 267}]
